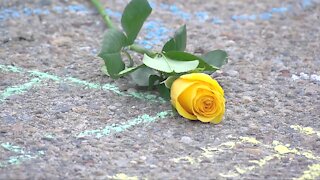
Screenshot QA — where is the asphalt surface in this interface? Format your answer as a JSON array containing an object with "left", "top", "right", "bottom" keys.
[{"left": 0, "top": 0, "right": 320, "bottom": 179}]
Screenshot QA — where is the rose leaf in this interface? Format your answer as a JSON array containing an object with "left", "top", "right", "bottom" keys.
[
  {"left": 129, "top": 65, "right": 159, "bottom": 86},
  {"left": 98, "top": 29, "right": 127, "bottom": 78},
  {"left": 143, "top": 54, "right": 199, "bottom": 73},
  {"left": 162, "top": 25, "right": 187, "bottom": 52},
  {"left": 121, "top": 0, "right": 152, "bottom": 45},
  {"left": 201, "top": 50, "right": 228, "bottom": 68}
]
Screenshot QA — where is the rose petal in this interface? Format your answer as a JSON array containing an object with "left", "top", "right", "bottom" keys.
[
  {"left": 193, "top": 88, "right": 225, "bottom": 123},
  {"left": 178, "top": 83, "right": 201, "bottom": 115},
  {"left": 175, "top": 101, "right": 198, "bottom": 120},
  {"left": 210, "top": 107, "right": 225, "bottom": 124},
  {"left": 180, "top": 73, "right": 224, "bottom": 95},
  {"left": 171, "top": 78, "right": 196, "bottom": 106}
]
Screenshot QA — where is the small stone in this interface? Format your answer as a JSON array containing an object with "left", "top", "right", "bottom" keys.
[
  {"left": 3, "top": 115, "right": 16, "bottom": 124},
  {"left": 114, "top": 103, "right": 122, "bottom": 107},
  {"left": 304, "top": 86, "right": 317, "bottom": 96},
  {"left": 108, "top": 105, "right": 117, "bottom": 111},
  {"left": 226, "top": 70, "right": 239, "bottom": 77},
  {"left": 248, "top": 123, "right": 259, "bottom": 129},
  {"left": 93, "top": 170, "right": 106, "bottom": 176},
  {"left": 20, "top": 113, "right": 33, "bottom": 121},
  {"left": 51, "top": 37, "right": 72, "bottom": 47},
  {"left": 58, "top": 83, "right": 69, "bottom": 92},
  {"left": 225, "top": 40, "right": 236, "bottom": 47},
  {"left": 82, "top": 155, "right": 93, "bottom": 161},
  {"left": 242, "top": 96, "right": 253, "bottom": 103},
  {"left": 291, "top": 74, "right": 300, "bottom": 81},
  {"left": 34, "top": 109, "right": 44, "bottom": 114},
  {"left": 257, "top": 110, "right": 266, "bottom": 116},
  {"left": 88, "top": 102, "right": 100, "bottom": 110},
  {"left": 140, "top": 156, "right": 147, "bottom": 161},
  {"left": 244, "top": 148, "right": 262, "bottom": 156},
  {"left": 130, "top": 160, "right": 138, "bottom": 164},
  {"left": 250, "top": 106, "right": 259, "bottom": 112},
  {"left": 150, "top": 164, "right": 158, "bottom": 169},
  {"left": 55, "top": 113, "right": 64, "bottom": 119},
  {"left": 55, "top": 104, "right": 72, "bottom": 113},
  {"left": 234, "top": 107, "right": 243, "bottom": 114},
  {"left": 180, "top": 136, "right": 193, "bottom": 144},
  {"left": 299, "top": 72, "right": 309, "bottom": 80},
  {"left": 310, "top": 74, "right": 320, "bottom": 82},
  {"left": 115, "top": 159, "right": 129, "bottom": 167},
  {"left": 127, "top": 88, "right": 137, "bottom": 93},
  {"left": 0, "top": 80, "right": 10, "bottom": 86}
]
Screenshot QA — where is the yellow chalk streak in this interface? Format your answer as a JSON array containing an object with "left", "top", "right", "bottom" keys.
[
  {"left": 301, "top": 151, "right": 320, "bottom": 161},
  {"left": 172, "top": 136, "right": 320, "bottom": 179},
  {"left": 235, "top": 165, "right": 255, "bottom": 174},
  {"left": 274, "top": 145, "right": 299, "bottom": 155},
  {"left": 295, "top": 164, "right": 320, "bottom": 180},
  {"left": 272, "top": 141, "right": 320, "bottom": 161},
  {"left": 220, "top": 138, "right": 320, "bottom": 178},
  {"left": 200, "top": 148, "right": 216, "bottom": 159},
  {"left": 109, "top": 173, "right": 138, "bottom": 180},
  {"left": 221, "top": 153, "right": 284, "bottom": 178},
  {"left": 250, "top": 154, "right": 282, "bottom": 167},
  {"left": 218, "top": 141, "right": 236, "bottom": 149},
  {"left": 290, "top": 125, "right": 320, "bottom": 137},
  {"left": 172, "top": 156, "right": 197, "bottom": 165},
  {"left": 172, "top": 141, "right": 237, "bottom": 165},
  {"left": 219, "top": 172, "right": 240, "bottom": 178},
  {"left": 240, "top": 137, "right": 261, "bottom": 145}
]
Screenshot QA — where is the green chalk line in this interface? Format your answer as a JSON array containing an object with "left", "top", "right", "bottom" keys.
[
  {"left": 0, "top": 142, "right": 45, "bottom": 168},
  {"left": 1, "top": 142, "right": 25, "bottom": 154},
  {"left": 0, "top": 78, "right": 42, "bottom": 102},
  {"left": 0, "top": 64, "right": 22, "bottom": 73},
  {"left": 77, "top": 110, "right": 173, "bottom": 138},
  {"left": 29, "top": 70, "right": 61, "bottom": 81},
  {"left": 0, "top": 64, "right": 166, "bottom": 103}
]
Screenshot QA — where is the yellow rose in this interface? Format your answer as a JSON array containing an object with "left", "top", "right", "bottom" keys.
[{"left": 170, "top": 73, "right": 225, "bottom": 124}]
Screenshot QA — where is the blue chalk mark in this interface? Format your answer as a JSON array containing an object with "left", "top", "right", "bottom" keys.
[
  {"left": 232, "top": 14, "right": 256, "bottom": 21},
  {"left": 149, "top": 2, "right": 157, "bottom": 9},
  {"left": 52, "top": 6, "right": 64, "bottom": 13},
  {"left": 23, "top": 8, "right": 33, "bottom": 16},
  {"left": 271, "top": 7, "right": 289, "bottom": 13},
  {"left": 0, "top": 4, "right": 89, "bottom": 21},
  {"left": 0, "top": 8, "right": 21, "bottom": 20},
  {"left": 105, "top": 8, "right": 122, "bottom": 18},
  {"left": 195, "top": 11, "right": 209, "bottom": 22},
  {"left": 33, "top": 8, "right": 50, "bottom": 15},
  {"left": 138, "top": 20, "right": 170, "bottom": 49},
  {"left": 232, "top": 5, "right": 293, "bottom": 22},
  {"left": 22, "top": 7, "right": 50, "bottom": 15},
  {"left": 67, "top": 4, "right": 88, "bottom": 13},
  {"left": 0, "top": 0, "right": 316, "bottom": 25},
  {"left": 259, "top": 12, "right": 273, "bottom": 20},
  {"left": 301, "top": 0, "right": 313, "bottom": 8},
  {"left": 160, "top": 3, "right": 191, "bottom": 20},
  {"left": 212, "top": 18, "right": 224, "bottom": 24}
]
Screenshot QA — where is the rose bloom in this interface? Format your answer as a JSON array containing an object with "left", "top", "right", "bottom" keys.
[{"left": 170, "top": 73, "right": 225, "bottom": 124}]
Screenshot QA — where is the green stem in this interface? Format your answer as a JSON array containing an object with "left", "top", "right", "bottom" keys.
[
  {"left": 90, "top": 0, "right": 115, "bottom": 29},
  {"left": 122, "top": 50, "right": 134, "bottom": 67},
  {"left": 128, "top": 44, "right": 156, "bottom": 57},
  {"left": 91, "top": 0, "right": 157, "bottom": 57}
]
